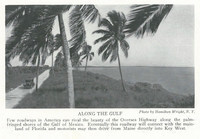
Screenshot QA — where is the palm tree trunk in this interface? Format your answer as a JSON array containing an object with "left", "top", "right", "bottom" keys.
[
  {"left": 36, "top": 54, "right": 40, "bottom": 92},
  {"left": 85, "top": 56, "right": 88, "bottom": 71},
  {"left": 117, "top": 49, "right": 126, "bottom": 92},
  {"left": 58, "top": 13, "right": 75, "bottom": 108},
  {"left": 51, "top": 52, "right": 54, "bottom": 75}
]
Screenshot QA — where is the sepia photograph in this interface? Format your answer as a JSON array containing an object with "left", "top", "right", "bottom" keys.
[{"left": 5, "top": 4, "right": 194, "bottom": 109}]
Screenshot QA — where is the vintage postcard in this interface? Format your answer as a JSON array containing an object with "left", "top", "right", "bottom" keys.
[{"left": 0, "top": 0, "right": 200, "bottom": 138}]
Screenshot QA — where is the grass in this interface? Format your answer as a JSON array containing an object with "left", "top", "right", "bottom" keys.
[
  {"left": 6, "top": 66, "right": 49, "bottom": 92},
  {"left": 74, "top": 70, "right": 140, "bottom": 108},
  {"left": 73, "top": 70, "right": 193, "bottom": 108},
  {"left": 15, "top": 69, "right": 69, "bottom": 108},
  {"left": 11, "top": 68, "right": 194, "bottom": 108}
]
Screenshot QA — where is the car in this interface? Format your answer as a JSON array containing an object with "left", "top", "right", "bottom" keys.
[{"left": 23, "top": 79, "right": 35, "bottom": 89}]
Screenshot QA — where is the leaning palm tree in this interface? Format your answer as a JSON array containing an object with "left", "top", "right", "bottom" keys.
[
  {"left": 6, "top": 5, "right": 101, "bottom": 108},
  {"left": 17, "top": 30, "right": 50, "bottom": 92},
  {"left": 93, "top": 10, "right": 129, "bottom": 92},
  {"left": 80, "top": 45, "right": 94, "bottom": 71}
]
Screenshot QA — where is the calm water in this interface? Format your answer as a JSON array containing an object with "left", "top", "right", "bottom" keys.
[{"left": 85, "top": 66, "right": 194, "bottom": 95}]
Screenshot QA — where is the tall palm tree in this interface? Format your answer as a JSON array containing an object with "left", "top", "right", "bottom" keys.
[
  {"left": 93, "top": 10, "right": 129, "bottom": 92},
  {"left": 80, "top": 45, "right": 94, "bottom": 71},
  {"left": 6, "top": 5, "right": 101, "bottom": 108}
]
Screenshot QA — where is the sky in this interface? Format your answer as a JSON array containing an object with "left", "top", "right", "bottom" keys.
[{"left": 7, "top": 5, "right": 194, "bottom": 67}]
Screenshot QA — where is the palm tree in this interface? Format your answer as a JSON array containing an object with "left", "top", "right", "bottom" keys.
[
  {"left": 57, "top": 6, "right": 100, "bottom": 108},
  {"left": 6, "top": 5, "right": 101, "bottom": 108},
  {"left": 93, "top": 10, "right": 129, "bottom": 92},
  {"left": 47, "top": 33, "right": 63, "bottom": 75},
  {"left": 47, "top": 34, "right": 55, "bottom": 75},
  {"left": 19, "top": 47, "right": 45, "bottom": 92},
  {"left": 80, "top": 45, "right": 94, "bottom": 71},
  {"left": 75, "top": 59, "right": 83, "bottom": 70},
  {"left": 54, "top": 52, "right": 65, "bottom": 68},
  {"left": 71, "top": 52, "right": 81, "bottom": 68},
  {"left": 17, "top": 31, "right": 50, "bottom": 92}
]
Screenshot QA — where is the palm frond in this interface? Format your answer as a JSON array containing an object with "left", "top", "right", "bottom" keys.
[
  {"left": 54, "top": 34, "right": 62, "bottom": 51},
  {"left": 89, "top": 52, "right": 94, "bottom": 61},
  {"left": 6, "top": 6, "right": 25, "bottom": 26},
  {"left": 21, "top": 14, "right": 56, "bottom": 43},
  {"left": 81, "top": 55, "right": 87, "bottom": 60},
  {"left": 107, "top": 11, "right": 126, "bottom": 32},
  {"left": 110, "top": 46, "right": 118, "bottom": 62},
  {"left": 98, "top": 39, "right": 113, "bottom": 55},
  {"left": 125, "top": 4, "right": 173, "bottom": 37},
  {"left": 94, "top": 34, "right": 112, "bottom": 45},
  {"left": 6, "top": 5, "right": 56, "bottom": 60},
  {"left": 99, "top": 18, "right": 113, "bottom": 31},
  {"left": 69, "top": 6, "right": 86, "bottom": 55},
  {"left": 120, "top": 40, "right": 129, "bottom": 57},
  {"left": 41, "top": 46, "right": 49, "bottom": 65},
  {"left": 80, "top": 5, "right": 101, "bottom": 24},
  {"left": 88, "top": 52, "right": 94, "bottom": 61},
  {"left": 102, "top": 46, "right": 112, "bottom": 62},
  {"left": 46, "top": 33, "right": 54, "bottom": 54},
  {"left": 17, "top": 18, "right": 55, "bottom": 65},
  {"left": 6, "top": 6, "right": 38, "bottom": 56},
  {"left": 107, "top": 10, "right": 120, "bottom": 26},
  {"left": 90, "top": 52, "right": 94, "bottom": 57},
  {"left": 19, "top": 44, "right": 39, "bottom": 65},
  {"left": 92, "top": 29, "right": 111, "bottom": 35},
  {"left": 82, "top": 45, "right": 92, "bottom": 54},
  {"left": 31, "top": 49, "right": 40, "bottom": 65},
  {"left": 6, "top": 5, "right": 73, "bottom": 66}
]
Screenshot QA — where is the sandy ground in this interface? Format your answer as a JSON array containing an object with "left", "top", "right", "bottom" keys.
[{"left": 6, "top": 69, "right": 50, "bottom": 108}]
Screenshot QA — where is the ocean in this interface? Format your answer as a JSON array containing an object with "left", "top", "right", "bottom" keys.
[{"left": 84, "top": 66, "right": 194, "bottom": 95}]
